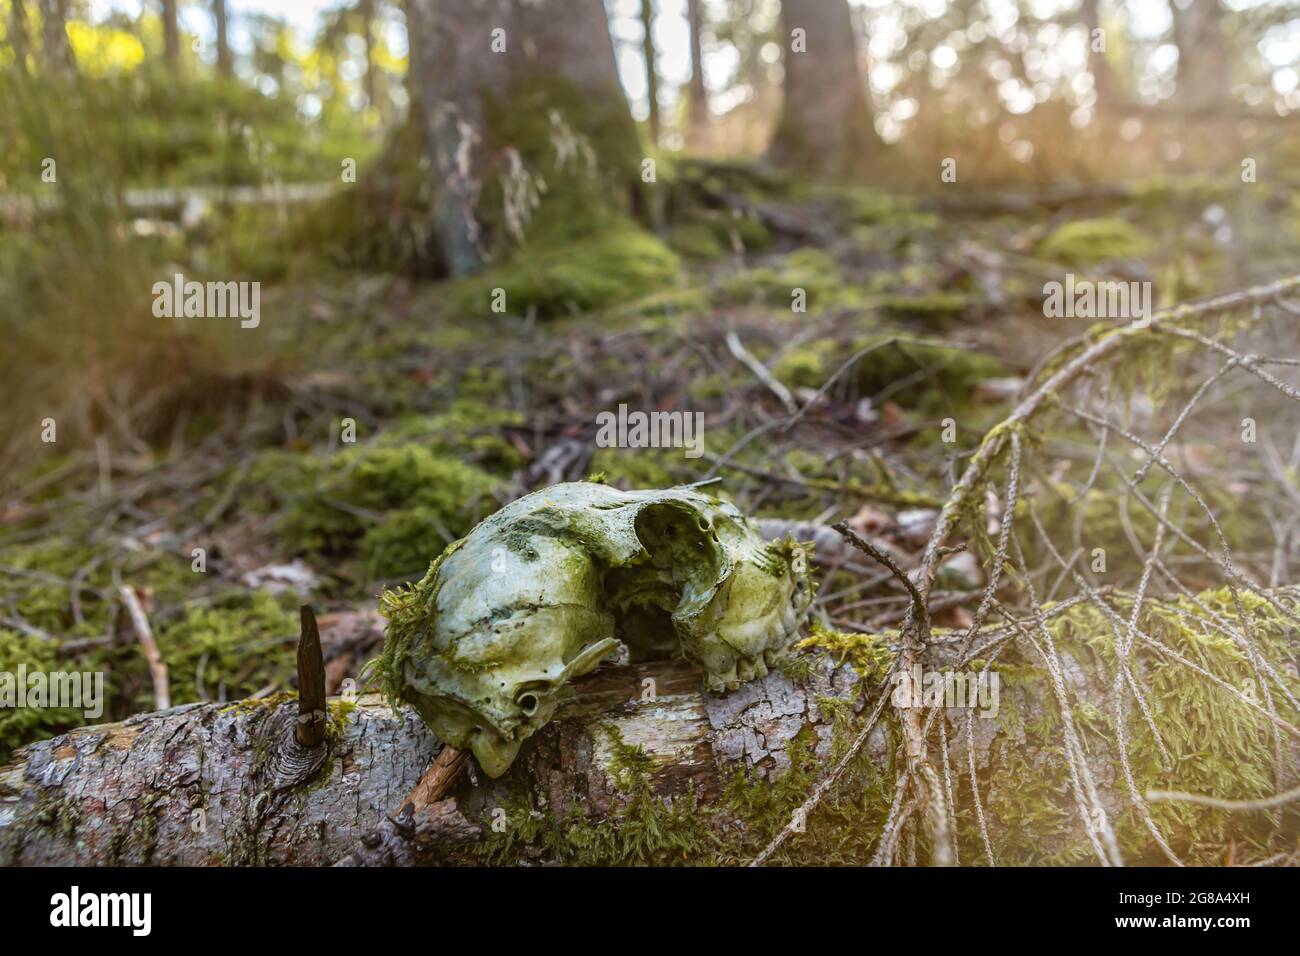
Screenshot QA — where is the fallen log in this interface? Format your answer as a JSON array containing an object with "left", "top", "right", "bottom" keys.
[
  {"left": 3, "top": 591, "right": 1295, "bottom": 866},
  {"left": 0, "top": 656, "right": 875, "bottom": 866}
]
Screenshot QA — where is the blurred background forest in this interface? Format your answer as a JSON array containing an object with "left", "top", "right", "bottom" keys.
[
  {"left": 2, "top": 0, "right": 1298, "bottom": 455},
  {"left": 2, "top": 0, "right": 1298, "bottom": 453},
  {"left": 2, "top": 0, "right": 1300, "bottom": 866}
]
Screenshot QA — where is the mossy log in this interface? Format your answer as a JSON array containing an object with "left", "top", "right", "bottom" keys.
[
  {"left": 0, "top": 654, "right": 879, "bottom": 865},
  {"left": 2, "top": 590, "right": 1294, "bottom": 865}
]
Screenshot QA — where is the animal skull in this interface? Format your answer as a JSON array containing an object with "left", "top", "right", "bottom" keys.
[{"left": 377, "top": 481, "right": 814, "bottom": 777}]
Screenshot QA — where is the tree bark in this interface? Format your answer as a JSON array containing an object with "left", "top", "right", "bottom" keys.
[
  {"left": 162, "top": 0, "right": 180, "bottom": 69},
  {"left": 767, "top": 0, "right": 879, "bottom": 177},
  {"left": 0, "top": 657, "right": 879, "bottom": 865},
  {"left": 686, "top": 0, "right": 708, "bottom": 136},
  {"left": 402, "top": 0, "right": 423, "bottom": 116},
  {"left": 37, "top": 0, "right": 74, "bottom": 73},
  {"left": 1081, "top": 0, "right": 1117, "bottom": 113},
  {"left": 641, "top": 0, "right": 660, "bottom": 146},
  {"left": 405, "top": 0, "right": 638, "bottom": 275},
  {"left": 9, "top": 0, "right": 31, "bottom": 74},
  {"left": 1172, "top": 0, "right": 1230, "bottom": 114},
  {"left": 3, "top": 617, "right": 1293, "bottom": 865},
  {"left": 358, "top": 0, "right": 377, "bottom": 111},
  {"left": 213, "top": 0, "right": 232, "bottom": 76}
]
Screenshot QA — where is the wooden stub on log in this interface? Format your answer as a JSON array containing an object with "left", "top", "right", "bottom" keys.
[
  {"left": 295, "top": 605, "right": 328, "bottom": 748},
  {"left": 402, "top": 745, "right": 469, "bottom": 814}
]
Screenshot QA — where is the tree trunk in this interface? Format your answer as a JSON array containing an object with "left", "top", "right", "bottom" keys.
[
  {"left": 405, "top": 0, "right": 639, "bottom": 275},
  {"left": 402, "top": 0, "right": 423, "bottom": 116},
  {"left": 1172, "top": 0, "right": 1230, "bottom": 114},
  {"left": 686, "top": 0, "right": 708, "bottom": 138},
  {"left": 359, "top": 0, "right": 377, "bottom": 111},
  {"left": 162, "top": 0, "right": 180, "bottom": 69},
  {"left": 37, "top": 0, "right": 74, "bottom": 73},
  {"left": 767, "top": 0, "right": 879, "bottom": 177},
  {"left": 1081, "top": 0, "right": 1117, "bottom": 113},
  {"left": 213, "top": 0, "right": 232, "bottom": 76},
  {"left": 641, "top": 0, "right": 660, "bottom": 146},
  {"left": 9, "top": 0, "right": 31, "bottom": 74}
]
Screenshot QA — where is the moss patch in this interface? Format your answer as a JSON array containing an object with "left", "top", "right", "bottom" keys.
[
  {"left": 1038, "top": 217, "right": 1153, "bottom": 266},
  {"left": 154, "top": 592, "right": 299, "bottom": 708},
  {"left": 714, "top": 247, "right": 853, "bottom": 312},
  {"left": 453, "top": 221, "right": 680, "bottom": 321},
  {"left": 260, "top": 439, "right": 499, "bottom": 581},
  {"left": 974, "top": 587, "right": 1299, "bottom": 865},
  {"left": 0, "top": 630, "right": 89, "bottom": 761},
  {"left": 773, "top": 334, "right": 1007, "bottom": 415}
]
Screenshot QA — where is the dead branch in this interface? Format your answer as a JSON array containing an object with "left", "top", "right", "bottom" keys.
[{"left": 119, "top": 585, "right": 170, "bottom": 711}]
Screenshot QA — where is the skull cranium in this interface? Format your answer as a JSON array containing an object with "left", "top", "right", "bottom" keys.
[{"left": 376, "top": 481, "right": 814, "bottom": 776}]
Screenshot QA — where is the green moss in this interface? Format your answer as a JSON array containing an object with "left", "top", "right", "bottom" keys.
[
  {"left": 861, "top": 337, "right": 1007, "bottom": 419},
  {"left": 371, "top": 542, "right": 462, "bottom": 707},
  {"left": 1025, "top": 474, "right": 1273, "bottom": 584},
  {"left": 269, "top": 441, "right": 499, "bottom": 579},
  {"left": 154, "top": 592, "right": 299, "bottom": 708},
  {"left": 715, "top": 718, "right": 896, "bottom": 865},
  {"left": 771, "top": 343, "right": 834, "bottom": 390},
  {"left": 378, "top": 401, "right": 527, "bottom": 474},
  {"left": 1038, "top": 217, "right": 1153, "bottom": 266},
  {"left": 454, "top": 586, "right": 1284, "bottom": 866},
  {"left": 606, "top": 284, "right": 710, "bottom": 321},
  {"left": 0, "top": 534, "right": 221, "bottom": 756},
  {"left": 0, "top": 535, "right": 195, "bottom": 638},
  {"left": 714, "top": 247, "right": 853, "bottom": 312},
  {"left": 471, "top": 698, "right": 896, "bottom": 866},
  {"left": 879, "top": 291, "right": 971, "bottom": 322},
  {"left": 973, "top": 587, "right": 1299, "bottom": 865},
  {"left": 774, "top": 334, "right": 1006, "bottom": 416},
  {"left": 328, "top": 697, "right": 358, "bottom": 726},
  {"left": 477, "top": 725, "right": 719, "bottom": 866},
  {"left": 453, "top": 221, "right": 680, "bottom": 321},
  {"left": 667, "top": 222, "right": 727, "bottom": 260},
  {"left": 796, "top": 623, "right": 892, "bottom": 680},
  {"left": 478, "top": 74, "right": 645, "bottom": 248},
  {"left": 0, "top": 630, "right": 88, "bottom": 761},
  {"left": 667, "top": 208, "right": 771, "bottom": 260},
  {"left": 837, "top": 187, "right": 935, "bottom": 228},
  {"left": 587, "top": 444, "right": 703, "bottom": 491}
]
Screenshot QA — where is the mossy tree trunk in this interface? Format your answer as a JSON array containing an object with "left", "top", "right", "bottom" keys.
[
  {"left": 406, "top": 0, "right": 642, "bottom": 275},
  {"left": 767, "top": 0, "right": 880, "bottom": 178}
]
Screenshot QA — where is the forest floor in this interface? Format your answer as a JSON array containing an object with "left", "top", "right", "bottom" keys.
[{"left": 2, "top": 159, "right": 1298, "bottom": 776}]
